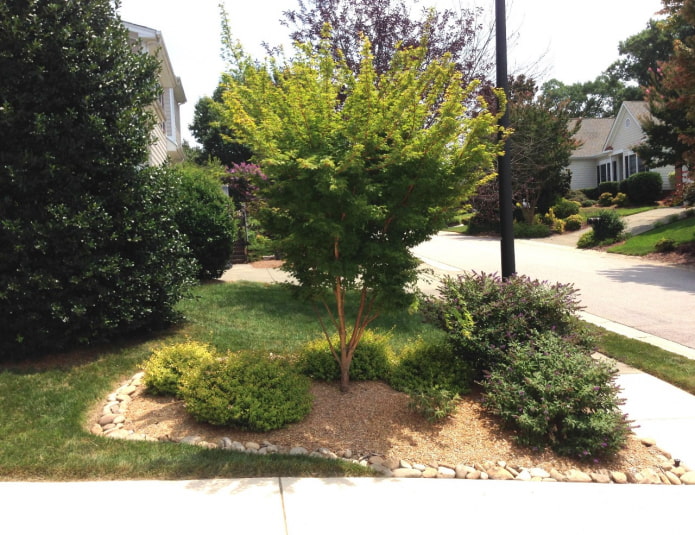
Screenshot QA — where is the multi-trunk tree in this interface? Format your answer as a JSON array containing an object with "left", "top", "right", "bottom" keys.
[{"left": 219, "top": 22, "right": 505, "bottom": 391}]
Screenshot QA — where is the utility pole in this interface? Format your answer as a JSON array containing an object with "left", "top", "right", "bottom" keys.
[{"left": 495, "top": 0, "right": 516, "bottom": 278}]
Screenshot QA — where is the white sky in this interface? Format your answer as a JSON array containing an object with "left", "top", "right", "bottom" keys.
[{"left": 117, "top": 0, "right": 665, "bottom": 145}]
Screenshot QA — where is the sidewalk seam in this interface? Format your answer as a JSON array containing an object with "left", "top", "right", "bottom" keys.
[{"left": 278, "top": 477, "right": 289, "bottom": 535}]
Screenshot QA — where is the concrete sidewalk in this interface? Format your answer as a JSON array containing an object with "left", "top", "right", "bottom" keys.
[{"left": 1, "top": 476, "right": 693, "bottom": 534}]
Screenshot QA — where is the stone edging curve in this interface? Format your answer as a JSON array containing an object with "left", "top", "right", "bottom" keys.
[{"left": 90, "top": 372, "right": 695, "bottom": 485}]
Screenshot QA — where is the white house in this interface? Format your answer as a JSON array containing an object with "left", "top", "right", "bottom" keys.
[
  {"left": 123, "top": 22, "right": 186, "bottom": 165},
  {"left": 568, "top": 101, "right": 673, "bottom": 191}
]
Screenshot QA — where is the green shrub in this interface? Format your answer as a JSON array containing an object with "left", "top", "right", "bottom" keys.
[
  {"left": 624, "top": 171, "right": 663, "bottom": 205},
  {"left": 513, "top": 221, "right": 551, "bottom": 239},
  {"left": 581, "top": 199, "right": 595, "bottom": 207},
  {"left": 408, "top": 386, "right": 461, "bottom": 422},
  {"left": 654, "top": 237, "right": 677, "bottom": 253},
  {"left": 424, "top": 272, "right": 587, "bottom": 374},
  {"left": 299, "top": 330, "right": 393, "bottom": 382},
  {"left": 142, "top": 340, "right": 216, "bottom": 396},
  {"left": 684, "top": 183, "right": 695, "bottom": 206},
  {"left": 598, "top": 182, "right": 619, "bottom": 196},
  {"left": 1, "top": 165, "right": 197, "bottom": 359},
  {"left": 577, "top": 230, "right": 596, "bottom": 249},
  {"left": 173, "top": 162, "right": 237, "bottom": 279},
  {"left": 564, "top": 214, "right": 583, "bottom": 231},
  {"left": 481, "top": 333, "right": 630, "bottom": 459},
  {"left": 612, "top": 192, "right": 628, "bottom": 207},
  {"left": 388, "top": 338, "right": 473, "bottom": 395},
  {"left": 598, "top": 192, "right": 614, "bottom": 207},
  {"left": 180, "top": 352, "right": 313, "bottom": 431},
  {"left": 552, "top": 198, "right": 581, "bottom": 219},
  {"left": 589, "top": 210, "right": 626, "bottom": 242},
  {"left": 580, "top": 188, "right": 599, "bottom": 201}
]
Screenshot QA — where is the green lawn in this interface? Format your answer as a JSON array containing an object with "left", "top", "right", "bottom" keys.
[
  {"left": 580, "top": 205, "right": 657, "bottom": 219},
  {"left": 0, "top": 282, "right": 442, "bottom": 481},
  {"left": 609, "top": 214, "right": 695, "bottom": 255}
]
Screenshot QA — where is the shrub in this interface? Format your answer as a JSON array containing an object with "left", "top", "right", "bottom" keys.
[
  {"left": 408, "top": 386, "right": 461, "bottom": 422},
  {"left": 654, "top": 238, "right": 677, "bottom": 253},
  {"left": 580, "top": 188, "right": 599, "bottom": 201},
  {"left": 552, "top": 198, "right": 581, "bottom": 219},
  {"left": 299, "top": 330, "right": 393, "bottom": 382},
  {"left": 589, "top": 210, "right": 626, "bottom": 242},
  {"left": 598, "top": 182, "right": 619, "bottom": 196},
  {"left": 612, "top": 192, "right": 628, "bottom": 207},
  {"left": 481, "top": 333, "right": 630, "bottom": 459},
  {"left": 173, "top": 162, "right": 237, "bottom": 279},
  {"left": 388, "top": 338, "right": 473, "bottom": 395},
  {"left": 598, "top": 192, "right": 614, "bottom": 207},
  {"left": 513, "top": 221, "right": 552, "bottom": 239},
  {"left": 180, "top": 352, "right": 313, "bottom": 431},
  {"left": 564, "top": 214, "right": 583, "bottom": 231},
  {"left": 142, "top": 340, "right": 216, "bottom": 396},
  {"left": 425, "top": 272, "right": 586, "bottom": 374},
  {"left": 684, "top": 183, "right": 695, "bottom": 206},
  {"left": 577, "top": 230, "right": 596, "bottom": 249},
  {"left": 581, "top": 199, "right": 595, "bottom": 208},
  {"left": 540, "top": 208, "right": 565, "bottom": 234},
  {"left": 623, "top": 171, "right": 663, "bottom": 205}
]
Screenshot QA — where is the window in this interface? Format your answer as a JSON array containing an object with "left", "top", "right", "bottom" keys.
[
  {"left": 597, "top": 162, "right": 612, "bottom": 183},
  {"left": 624, "top": 153, "right": 647, "bottom": 179}
]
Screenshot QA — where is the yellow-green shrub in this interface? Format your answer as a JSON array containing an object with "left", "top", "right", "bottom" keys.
[
  {"left": 142, "top": 341, "right": 216, "bottom": 396},
  {"left": 298, "top": 330, "right": 393, "bottom": 382}
]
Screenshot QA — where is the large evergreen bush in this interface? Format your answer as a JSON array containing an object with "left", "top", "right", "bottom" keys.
[
  {"left": 623, "top": 171, "right": 663, "bottom": 204},
  {"left": 173, "top": 162, "right": 236, "bottom": 279},
  {"left": 0, "top": 1, "right": 196, "bottom": 357}
]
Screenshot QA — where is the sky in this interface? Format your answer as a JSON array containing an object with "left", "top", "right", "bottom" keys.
[{"left": 117, "top": 0, "right": 665, "bottom": 146}]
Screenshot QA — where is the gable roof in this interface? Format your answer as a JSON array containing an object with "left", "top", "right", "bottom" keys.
[{"left": 570, "top": 117, "right": 613, "bottom": 158}]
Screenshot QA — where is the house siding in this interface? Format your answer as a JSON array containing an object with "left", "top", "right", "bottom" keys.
[{"left": 569, "top": 159, "right": 598, "bottom": 190}]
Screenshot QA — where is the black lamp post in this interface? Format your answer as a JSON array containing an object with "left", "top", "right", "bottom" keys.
[{"left": 495, "top": 0, "right": 516, "bottom": 279}]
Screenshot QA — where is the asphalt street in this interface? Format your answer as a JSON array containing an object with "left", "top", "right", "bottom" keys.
[{"left": 412, "top": 232, "right": 695, "bottom": 350}]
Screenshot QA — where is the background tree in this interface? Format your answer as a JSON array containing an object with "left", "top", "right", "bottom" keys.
[
  {"left": 280, "top": 0, "right": 495, "bottom": 85},
  {"left": 0, "top": 0, "right": 196, "bottom": 357},
  {"left": 220, "top": 28, "right": 505, "bottom": 391},
  {"left": 190, "top": 85, "right": 253, "bottom": 167},
  {"left": 638, "top": 0, "right": 695, "bottom": 174},
  {"left": 508, "top": 76, "right": 578, "bottom": 223}
]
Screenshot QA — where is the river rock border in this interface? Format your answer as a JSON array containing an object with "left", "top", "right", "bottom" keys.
[{"left": 91, "top": 372, "right": 695, "bottom": 485}]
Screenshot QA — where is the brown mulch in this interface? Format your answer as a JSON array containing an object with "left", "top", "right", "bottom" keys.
[{"left": 120, "top": 379, "right": 669, "bottom": 474}]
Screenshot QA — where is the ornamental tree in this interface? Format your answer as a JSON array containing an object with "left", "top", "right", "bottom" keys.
[{"left": 219, "top": 26, "right": 505, "bottom": 391}]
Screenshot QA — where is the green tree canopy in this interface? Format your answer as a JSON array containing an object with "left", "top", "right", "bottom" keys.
[{"left": 219, "top": 25, "right": 505, "bottom": 390}]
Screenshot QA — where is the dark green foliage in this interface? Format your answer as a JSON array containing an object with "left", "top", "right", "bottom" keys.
[
  {"left": 551, "top": 198, "right": 581, "bottom": 219},
  {"left": 580, "top": 188, "right": 600, "bottom": 201},
  {"left": 598, "top": 182, "right": 619, "bottom": 196},
  {"left": 0, "top": 0, "right": 197, "bottom": 357},
  {"left": 180, "top": 352, "right": 313, "bottom": 431},
  {"left": 564, "top": 214, "right": 583, "bottom": 231},
  {"left": 513, "top": 221, "right": 552, "bottom": 239},
  {"left": 173, "top": 162, "right": 237, "bottom": 279},
  {"left": 425, "top": 272, "right": 587, "bottom": 374},
  {"left": 623, "top": 171, "right": 663, "bottom": 205},
  {"left": 655, "top": 237, "right": 677, "bottom": 252},
  {"left": 589, "top": 210, "right": 626, "bottom": 242},
  {"left": 299, "top": 330, "right": 393, "bottom": 382},
  {"left": 481, "top": 333, "right": 630, "bottom": 459},
  {"left": 142, "top": 340, "right": 216, "bottom": 396}
]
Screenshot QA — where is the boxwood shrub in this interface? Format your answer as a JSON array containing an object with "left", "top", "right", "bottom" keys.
[
  {"left": 142, "top": 340, "right": 215, "bottom": 396},
  {"left": 180, "top": 352, "right": 313, "bottom": 431}
]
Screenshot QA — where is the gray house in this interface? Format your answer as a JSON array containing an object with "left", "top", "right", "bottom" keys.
[{"left": 568, "top": 101, "right": 673, "bottom": 191}]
